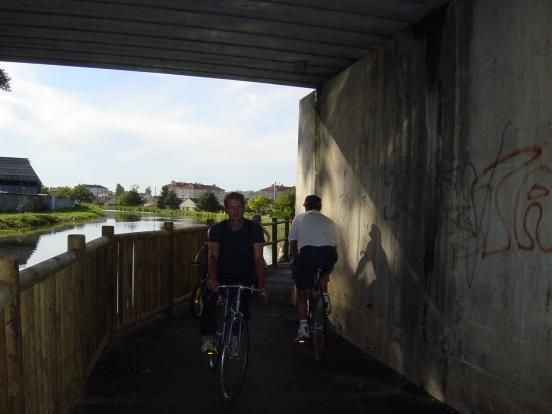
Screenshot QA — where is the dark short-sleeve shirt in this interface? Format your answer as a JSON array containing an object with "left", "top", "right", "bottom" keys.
[{"left": 209, "top": 219, "right": 265, "bottom": 283}]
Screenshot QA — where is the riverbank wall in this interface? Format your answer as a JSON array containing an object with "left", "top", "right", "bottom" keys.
[{"left": 0, "top": 193, "right": 75, "bottom": 212}]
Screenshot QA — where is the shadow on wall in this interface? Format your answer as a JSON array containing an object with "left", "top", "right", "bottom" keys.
[{"left": 353, "top": 224, "right": 396, "bottom": 323}]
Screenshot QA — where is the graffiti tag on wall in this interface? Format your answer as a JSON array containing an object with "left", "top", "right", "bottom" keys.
[{"left": 448, "top": 139, "right": 552, "bottom": 285}]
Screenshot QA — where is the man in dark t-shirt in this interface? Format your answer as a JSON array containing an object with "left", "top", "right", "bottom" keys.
[{"left": 200, "top": 192, "right": 266, "bottom": 353}]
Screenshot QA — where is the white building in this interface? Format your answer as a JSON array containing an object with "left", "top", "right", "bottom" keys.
[
  {"left": 179, "top": 198, "right": 198, "bottom": 211},
  {"left": 83, "top": 184, "right": 110, "bottom": 198},
  {"left": 260, "top": 184, "right": 294, "bottom": 201},
  {"left": 167, "top": 181, "right": 225, "bottom": 202}
]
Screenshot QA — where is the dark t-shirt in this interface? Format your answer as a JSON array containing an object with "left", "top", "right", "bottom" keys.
[{"left": 208, "top": 219, "right": 265, "bottom": 283}]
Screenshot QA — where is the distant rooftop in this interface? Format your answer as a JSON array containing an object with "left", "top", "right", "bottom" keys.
[
  {"left": 260, "top": 184, "right": 294, "bottom": 192},
  {"left": 169, "top": 181, "right": 225, "bottom": 192},
  {"left": 83, "top": 184, "right": 108, "bottom": 189}
]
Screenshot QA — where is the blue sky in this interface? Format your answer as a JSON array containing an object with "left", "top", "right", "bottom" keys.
[{"left": 0, "top": 62, "right": 312, "bottom": 195}]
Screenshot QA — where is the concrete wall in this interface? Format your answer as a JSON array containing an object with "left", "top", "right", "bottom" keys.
[
  {"left": 297, "top": 1, "right": 552, "bottom": 412},
  {"left": 0, "top": 193, "right": 75, "bottom": 212}
]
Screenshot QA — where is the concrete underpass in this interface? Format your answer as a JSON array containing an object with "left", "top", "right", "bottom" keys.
[{"left": 2, "top": 1, "right": 552, "bottom": 413}]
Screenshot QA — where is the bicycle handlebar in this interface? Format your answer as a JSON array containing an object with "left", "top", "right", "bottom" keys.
[{"left": 216, "top": 284, "right": 264, "bottom": 295}]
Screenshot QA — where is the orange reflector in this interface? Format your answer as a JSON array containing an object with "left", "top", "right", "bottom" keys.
[
  {"left": 207, "top": 351, "right": 214, "bottom": 355},
  {"left": 194, "top": 299, "right": 199, "bottom": 304},
  {"left": 298, "top": 339, "right": 305, "bottom": 344}
]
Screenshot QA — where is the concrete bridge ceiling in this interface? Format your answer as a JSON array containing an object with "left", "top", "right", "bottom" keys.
[{"left": 0, "top": 0, "right": 448, "bottom": 88}]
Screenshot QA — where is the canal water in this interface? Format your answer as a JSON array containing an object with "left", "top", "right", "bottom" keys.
[
  {"left": 0, "top": 211, "right": 203, "bottom": 270},
  {"left": 0, "top": 211, "right": 273, "bottom": 270}
]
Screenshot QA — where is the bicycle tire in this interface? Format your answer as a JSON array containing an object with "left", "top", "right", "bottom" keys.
[
  {"left": 190, "top": 283, "right": 204, "bottom": 318},
  {"left": 311, "top": 294, "right": 327, "bottom": 362},
  {"left": 219, "top": 315, "right": 249, "bottom": 401}
]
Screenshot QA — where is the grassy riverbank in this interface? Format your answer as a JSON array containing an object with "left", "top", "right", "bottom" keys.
[
  {"left": 104, "top": 205, "right": 288, "bottom": 240},
  {"left": 102, "top": 205, "right": 228, "bottom": 223},
  {"left": 0, "top": 204, "right": 105, "bottom": 234}
]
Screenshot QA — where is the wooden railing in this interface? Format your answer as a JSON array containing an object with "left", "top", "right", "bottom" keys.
[
  {"left": 262, "top": 218, "right": 290, "bottom": 266},
  {"left": 0, "top": 223, "right": 207, "bottom": 414}
]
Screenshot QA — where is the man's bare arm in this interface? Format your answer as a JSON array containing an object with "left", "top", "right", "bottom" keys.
[
  {"left": 253, "top": 242, "right": 265, "bottom": 288},
  {"left": 207, "top": 242, "right": 220, "bottom": 289},
  {"left": 290, "top": 240, "right": 298, "bottom": 261}
]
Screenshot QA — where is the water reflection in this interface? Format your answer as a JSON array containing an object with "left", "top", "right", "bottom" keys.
[
  {"left": 0, "top": 211, "right": 201, "bottom": 270},
  {"left": 114, "top": 212, "right": 143, "bottom": 222}
]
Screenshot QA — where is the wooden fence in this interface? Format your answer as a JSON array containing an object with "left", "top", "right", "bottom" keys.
[
  {"left": 261, "top": 218, "right": 290, "bottom": 266},
  {"left": 0, "top": 217, "right": 291, "bottom": 413},
  {"left": 0, "top": 223, "right": 207, "bottom": 414}
]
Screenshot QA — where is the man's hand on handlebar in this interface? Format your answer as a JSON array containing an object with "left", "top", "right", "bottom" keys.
[{"left": 259, "top": 286, "right": 269, "bottom": 303}]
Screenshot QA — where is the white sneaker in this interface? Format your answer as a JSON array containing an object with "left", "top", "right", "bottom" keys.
[
  {"left": 322, "top": 294, "right": 332, "bottom": 315},
  {"left": 294, "top": 324, "right": 310, "bottom": 342},
  {"left": 201, "top": 335, "right": 216, "bottom": 353}
]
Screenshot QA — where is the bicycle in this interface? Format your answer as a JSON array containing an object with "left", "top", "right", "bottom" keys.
[
  {"left": 190, "top": 242, "right": 209, "bottom": 318},
  {"left": 190, "top": 261, "right": 207, "bottom": 318},
  {"left": 298, "top": 268, "right": 327, "bottom": 362},
  {"left": 207, "top": 284, "right": 262, "bottom": 401}
]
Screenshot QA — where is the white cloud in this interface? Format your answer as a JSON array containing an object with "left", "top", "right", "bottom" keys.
[{"left": 0, "top": 62, "right": 311, "bottom": 192}]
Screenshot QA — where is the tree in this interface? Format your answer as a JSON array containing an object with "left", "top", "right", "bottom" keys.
[
  {"left": 56, "top": 187, "right": 73, "bottom": 198},
  {"left": 117, "top": 188, "right": 142, "bottom": 206},
  {"left": 273, "top": 189, "right": 296, "bottom": 218},
  {"left": 157, "top": 185, "right": 179, "bottom": 209},
  {"left": 145, "top": 186, "right": 152, "bottom": 196},
  {"left": 0, "top": 68, "right": 11, "bottom": 92},
  {"left": 157, "top": 185, "right": 169, "bottom": 209},
  {"left": 196, "top": 191, "right": 222, "bottom": 213},
  {"left": 247, "top": 194, "right": 271, "bottom": 214},
  {"left": 70, "top": 184, "right": 95, "bottom": 203},
  {"left": 166, "top": 190, "right": 179, "bottom": 209},
  {"left": 115, "top": 184, "right": 125, "bottom": 197}
]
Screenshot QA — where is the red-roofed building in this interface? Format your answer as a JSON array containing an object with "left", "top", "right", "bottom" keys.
[
  {"left": 260, "top": 183, "right": 294, "bottom": 201},
  {"left": 167, "top": 181, "right": 225, "bottom": 202}
]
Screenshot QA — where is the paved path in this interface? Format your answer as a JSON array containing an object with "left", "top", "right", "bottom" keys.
[{"left": 73, "top": 264, "right": 456, "bottom": 414}]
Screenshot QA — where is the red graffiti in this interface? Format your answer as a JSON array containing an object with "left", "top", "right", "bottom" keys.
[{"left": 452, "top": 143, "right": 552, "bottom": 263}]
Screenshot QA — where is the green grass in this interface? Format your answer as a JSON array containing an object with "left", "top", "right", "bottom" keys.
[
  {"left": 102, "top": 205, "right": 228, "bottom": 223},
  {"left": 105, "top": 205, "right": 289, "bottom": 239},
  {"left": 0, "top": 203, "right": 105, "bottom": 234}
]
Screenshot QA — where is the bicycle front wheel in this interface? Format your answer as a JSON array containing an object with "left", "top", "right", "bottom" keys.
[
  {"left": 311, "top": 295, "right": 327, "bottom": 362},
  {"left": 219, "top": 316, "right": 249, "bottom": 401},
  {"left": 190, "top": 283, "right": 204, "bottom": 318}
]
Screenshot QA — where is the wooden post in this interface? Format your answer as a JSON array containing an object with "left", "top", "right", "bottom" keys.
[
  {"left": 271, "top": 218, "right": 278, "bottom": 267},
  {"left": 101, "top": 226, "right": 114, "bottom": 239},
  {"left": 164, "top": 222, "right": 175, "bottom": 315},
  {"left": 283, "top": 218, "right": 290, "bottom": 262},
  {"left": 102, "top": 226, "right": 116, "bottom": 332},
  {"left": 0, "top": 256, "right": 25, "bottom": 414},
  {"left": 68, "top": 234, "right": 86, "bottom": 253}
]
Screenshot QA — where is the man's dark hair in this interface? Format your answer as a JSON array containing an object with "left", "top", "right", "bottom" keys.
[
  {"left": 224, "top": 191, "right": 245, "bottom": 208},
  {"left": 303, "top": 194, "right": 322, "bottom": 210}
]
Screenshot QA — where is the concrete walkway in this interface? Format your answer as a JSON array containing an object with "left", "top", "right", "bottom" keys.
[{"left": 73, "top": 264, "right": 456, "bottom": 414}]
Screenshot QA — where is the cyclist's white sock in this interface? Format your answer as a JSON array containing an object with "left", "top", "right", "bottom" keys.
[
  {"left": 299, "top": 319, "right": 308, "bottom": 326},
  {"left": 322, "top": 293, "right": 329, "bottom": 300}
]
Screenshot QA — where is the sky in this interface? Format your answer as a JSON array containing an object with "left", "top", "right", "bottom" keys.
[{"left": 0, "top": 62, "right": 312, "bottom": 195}]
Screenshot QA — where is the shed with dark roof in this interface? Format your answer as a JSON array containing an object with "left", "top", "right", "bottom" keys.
[{"left": 0, "top": 157, "right": 42, "bottom": 194}]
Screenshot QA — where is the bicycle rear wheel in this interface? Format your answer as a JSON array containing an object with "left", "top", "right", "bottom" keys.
[
  {"left": 190, "top": 283, "right": 204, "bottom": 318},
  {"left": 219, "top": 316, "right": 249, "bottom": 401},
  {"left": 311, "top": 294, "right": 327, "bottom": 362}
]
